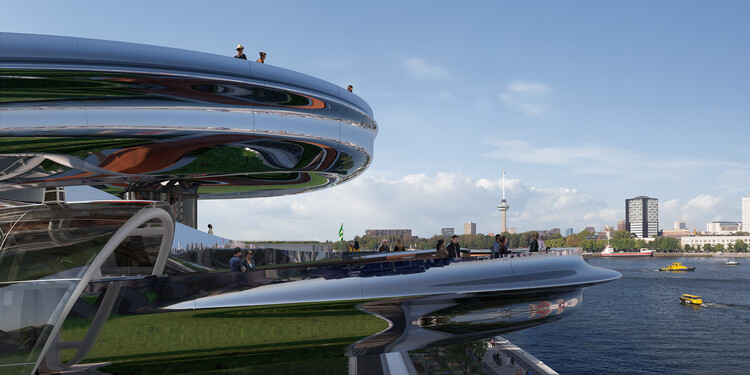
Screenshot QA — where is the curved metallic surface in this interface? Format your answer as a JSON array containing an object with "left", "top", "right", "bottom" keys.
[{"left": 0, "top": 32, "right": 377, "bottom": 199}]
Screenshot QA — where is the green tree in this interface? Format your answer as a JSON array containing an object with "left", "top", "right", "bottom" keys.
[
  {"left": 443, "top": 339, "right": 487, "bottom": 374},
  {"left": 715, "top": 244, "right": 725, "bottom": 252},
  {"left": 735, "top": 240, "right": 749, "bottom": 252},
  {"left": 683, "top": 244, "right": 693, "bottom": 252},
  {"left": 702, "top": 243, "right": 712, "bottom": 252}
]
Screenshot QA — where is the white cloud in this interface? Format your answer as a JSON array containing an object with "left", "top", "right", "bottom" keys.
[
  {"left": 198, "top": 172, "right": 622, "bottom": 241},
  {"left": 660, "top": 194, "right": 738, "bottom": 230},
  {"left": 499, "top": 80, "right": 554, "bottom": 116},
  {"left": 402, "top": 57, "right": 451, "bottom": 81}
]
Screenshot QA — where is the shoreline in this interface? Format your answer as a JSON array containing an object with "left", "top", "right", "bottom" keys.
[{"left": 585, "top": 252, "right": 749, "bottom": 258}]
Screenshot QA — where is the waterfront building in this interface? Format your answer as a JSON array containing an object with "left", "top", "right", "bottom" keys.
[
  {"left": 565, "top": 228, "right": 574, "bottom": 237},
  {"left": 441, "top": 227, "right": 454, "bottom": 237},
  {"left": 464, "top": 222, "right": 477, "bottom": 235},
  {"left": 617, "top": 220, "right": 626, "bottom": 232},
  {"left": 705, "top": 221, "right": 742, "bottom": 234},
  {"left": 743, "top": 196, "right": 750, "bottom": 231},
  {"left": 681, "top": 235, "right": 750, "bottom": 249},
  {"left": 366, "top": 229, "right": 413, "bottom": 238},
  {"left": 662, "top": 229, "right": 690, "bottom": 238},
  {"left": 626, "top": 196, "right": 659, "bottom": 238}
]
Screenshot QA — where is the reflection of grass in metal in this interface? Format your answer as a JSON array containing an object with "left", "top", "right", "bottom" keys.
[
  {"left": 164, "top": 146, "right": 273, "bottom": 176},
  {"left": 60, "top": 301, "right": 386, "bottom": 374},
  {"left": 196, "top": 173, "right": 328, "bottom": 194},
  {"left": 0, "top": 69, "right": 144, "bottom": 102},
  {"left": 0, "top": 137, "right": 156, "bottom": 160}
]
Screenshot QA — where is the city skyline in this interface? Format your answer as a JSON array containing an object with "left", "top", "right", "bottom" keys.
[{"left": 6, "top": 0, "right": 749, "bottom": 241}]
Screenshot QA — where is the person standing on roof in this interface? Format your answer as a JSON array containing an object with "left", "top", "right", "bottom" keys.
[
  {"left": 256, "top": 51, "right": 266, "bottom": 63},
  {"left": 234, "top": 45, "right": 247, "bottom": 60}
]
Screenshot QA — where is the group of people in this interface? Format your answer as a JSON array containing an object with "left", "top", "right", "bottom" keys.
[
  {"left": 528, "top": 232, "right": 549, "bottom": 252},
  {"left": 229, "top": 248, "right": 255, "bottom": 272},
  {"left": 234, "top": 44, "right": 266, "bottom": 63},
  {"left": 233, "top": 44, "right": 354, "bottom": 92}
]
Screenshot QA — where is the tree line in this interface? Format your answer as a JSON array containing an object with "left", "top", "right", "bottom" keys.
[{"left": 346, "top": 229, "right": 748, "bottom": 253}]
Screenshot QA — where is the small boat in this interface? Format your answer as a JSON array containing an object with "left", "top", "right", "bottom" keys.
[
  {"left": 679, "top": 294, "right": 703, "bottom": 305},
  {"left": 600, "top": 245, "right": 653, "bottom": 257},
  {"left": 659, "top": 262, "right": 695, "bottom": 271},
  {"left": 725, "top": 261, "right": 739, "bottom": 266}
]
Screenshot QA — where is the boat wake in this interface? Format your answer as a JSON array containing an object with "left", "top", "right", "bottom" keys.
[{"left": 702, "top": 302, "right": 750, "bottom": 311}]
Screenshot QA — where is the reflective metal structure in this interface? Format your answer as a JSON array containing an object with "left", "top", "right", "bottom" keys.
[{"left": 0, "top": 33, "right": 621, "bottom": 375}]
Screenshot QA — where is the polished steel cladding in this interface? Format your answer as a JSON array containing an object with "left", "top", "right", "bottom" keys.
[{"left": 0, "top": 32, "right": 376, "bottom": 199}]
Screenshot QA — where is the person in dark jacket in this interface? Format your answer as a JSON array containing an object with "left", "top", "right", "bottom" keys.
[
  {"left": 243, "top": 250, "right": 255, "bottom": 271},
  {"left": 500, "top": 235, "right": 511, "bottom": 257},
  {"left": 234, "top": 45, "right": 247, "bottom": 60},
  {"left": 529, "top": 232, "right": 540, "bottom": 252},
  {"left": 491, "top": 234, "right": 502, "bottom": 259},
  {"left": 446, "top": 235, "right": 461, "bottom": 258},
  {"left": 377, "top": 239, "right": 390, "bottom": 252}
]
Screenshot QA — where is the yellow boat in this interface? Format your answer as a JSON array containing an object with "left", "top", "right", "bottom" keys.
[
  {"left": 679, "top": 294, "right": 703, "bottom": 305},
  {"left": 658, "top": 262, "right": 695, "bottom": 271}
]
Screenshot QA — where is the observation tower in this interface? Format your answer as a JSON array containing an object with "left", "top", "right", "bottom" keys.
[{"left": 497, "top": 170, "right": 510, "bottom": 233}]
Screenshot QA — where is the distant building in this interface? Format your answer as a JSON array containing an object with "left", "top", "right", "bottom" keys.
[
  {"left": 681, "top": 235, "right": 750, "bottom": 250},
  {"left": 550, "top": 228, "right": 561, "bottom": 235},
  {"left": 464, "top": 222, "right": 477, "bottom": 235},
  {"left": 441, "top": 227, "right": 454, "bottom": 237},
  {"left": 366, "top": 229, "right": 413, "bottom": 238},
  {"left": 507, "top": 227, "right": 518, "bottom": 234},
  {"left": 706, "top": 221, "right": 742, "bottom": 234},
  {"left": 743, "top": 196, "right": 750, "bottom": 232},
  {"left": 617, "top": 220, "right": 626, "bottom": 232},
  {"left": 565, "top": 228, "right": 574, "bottom": 237},
  {"left": 602, "top": 225, "right": 614, "bottom": 239},
  {"left": 626, "top": 196, "right": 659, "bottom": 238},
  {"left": 674, "top": 221, "right": 687, "bottom": 230},
  {"left": 662, "top": 229, "right": 690, "bottom": 238},
  {"left": 584, "top": 226, "right": 595, "bottom": 234}
]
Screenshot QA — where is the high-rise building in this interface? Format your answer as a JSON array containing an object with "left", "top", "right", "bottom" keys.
[
  {"left": 743, "top": 196, "right": 750, "bottom": 232},
  {"left": 617, "top": 220, "right": 626, "bottom": 232},
  {"left": 565, "top": 228, "right": 574, "bottom": 236},
  {"left": 464, "top": 222, "right": 477, "bottom": 235},
  {"left": 626, "top": 196, "right": 659, "bottom": 238},
  {"left": 441, "top": 228, "right": 454, "bottom": 237}
]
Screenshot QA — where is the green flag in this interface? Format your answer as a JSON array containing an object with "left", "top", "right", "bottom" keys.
[{"left": 338, "top": 223, "right": 344, "bottom": 242}]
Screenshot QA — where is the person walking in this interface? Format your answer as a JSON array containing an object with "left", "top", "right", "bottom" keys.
[
  {"left": 538, "top": 233, "right": 547, "bottom": 252},
  {"left": 256, "top": 51, "right": 266, "bottom": 63},
  {"left": 446, "top": 234, "right": 461, "bottom": 258},
  {"left": 229, "top": 249, "right": 245, "bottom": 272},
  {"left": 234, "top": 45, "right": 247, "bottom": 60},
  {"left": 529, "top": 232, "right": 540, "bottom": 252},
  {"left": 491, "top": 234, "right": 502, "bottom": 259},
  {"left": 377, "top": 239, "right": 390, "bottom": 252}
]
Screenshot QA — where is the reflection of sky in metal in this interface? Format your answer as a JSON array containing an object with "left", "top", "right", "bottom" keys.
[{"left": 0, "top": 32, "right": 376, "bottom": 199}]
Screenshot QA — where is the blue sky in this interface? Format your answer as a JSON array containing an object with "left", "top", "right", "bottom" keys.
[{"left": 3, "top": 1, "right": 749, "bottom": 240}]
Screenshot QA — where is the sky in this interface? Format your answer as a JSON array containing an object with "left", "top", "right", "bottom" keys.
[{"left": 3, "top": 1, "right": 749, "bottom": 241}]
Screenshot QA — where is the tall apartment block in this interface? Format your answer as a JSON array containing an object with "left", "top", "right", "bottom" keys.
[
  {"left": 626, "top": 196, "right": 659, "bottom": 238},
  {"left": 464, "top": 222, "right": 477, "bottom": 235}
]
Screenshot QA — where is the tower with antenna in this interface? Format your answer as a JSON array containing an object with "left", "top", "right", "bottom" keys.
[{"left": 497, "top": 171, "right": 510, "bottom": 234}]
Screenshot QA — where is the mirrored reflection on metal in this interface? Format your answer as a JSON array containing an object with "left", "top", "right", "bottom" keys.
[
  {"left": 0, "top": 201, "right": 173, "bottom": 374},
  {"left": 0, "top": 32, "right": 377, "bottom": 199}
]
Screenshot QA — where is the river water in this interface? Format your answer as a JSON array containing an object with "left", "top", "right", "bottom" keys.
[{"left": 502, "top": 256, "right": 750, "bottom": 374}]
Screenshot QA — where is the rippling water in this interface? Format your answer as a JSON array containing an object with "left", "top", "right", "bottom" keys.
[{"left": 502, "top": 256, "right": 750, "bottom": 374}]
